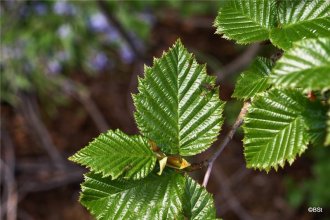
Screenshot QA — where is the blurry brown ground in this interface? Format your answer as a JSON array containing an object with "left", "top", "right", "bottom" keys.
[{"left": 1, "top": 4, "right": 328, "bottom": 220}]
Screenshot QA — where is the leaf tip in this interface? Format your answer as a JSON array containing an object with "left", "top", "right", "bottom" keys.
[{"left": 68, "top": 154, "right": 77, "bottom": 163}]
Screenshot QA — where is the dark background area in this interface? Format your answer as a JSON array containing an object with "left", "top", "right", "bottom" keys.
[{"left": 1, "top": 1, "right": 329, "bottom": 220}]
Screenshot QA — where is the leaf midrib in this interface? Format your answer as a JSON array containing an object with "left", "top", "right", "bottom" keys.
[
  {"left": 85, "top": 173, "right": 177, "bottom": 199},
  {"left": 174, "top": 44, "right": 181, "bottom": 153},
  {"left": 225, "top": 5, "right": 272, "bottom": 31},
  {"left": 273, "top": 65, "right": 330, "bottom": 76},
  {"left": 251, "top": 115, "right": 304, "bottom": 166},
  {"left": 279, "top": 16, "right": 329, "bottom": 29}
]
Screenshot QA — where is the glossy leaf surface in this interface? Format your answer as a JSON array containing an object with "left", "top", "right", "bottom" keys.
[
  {"left": 271, "top": 37, "right": 330, "bottom": 91},
  {"left": 270, "top": 0, "right": 330, "bottom": 50},
  {"left": 69, "top": 130, "right": 157, "bottom": 180},
  {"left": 233, "top": 57, "right": 273, "bottom": 100},
  {"left": 134, "top": 40, "right": 224, "bottom": 156},
  {"left": 214, "top": 0, "right": 276, "bottom": 44},
  {"left": 243, "top": 89, "right": 310, "bottom": 171},
  {"left": 80, "top": 171, "right": 217, "bottom": 220}
]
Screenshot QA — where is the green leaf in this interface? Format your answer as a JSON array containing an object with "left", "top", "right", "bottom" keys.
[
  {"left": 183, "top": 176, "right": 217, "bottom": 220},
  {"left": 233, "top": 57, "right": 273, "bottom": 100},
  {"left": 270, "top": 0, "right": 330, "bottom": 50},
  {"left": 271, "top": 37, "right": 330, "bottom": 91},
  {"left": 303, "top": 100, "right": 328, "bottom": 146},
  {"left": 80, "top": 171, "right": 185, "bottom": 220},
  {"left": 325, "top": 107, "right": 330, "bottom": 146},
  {"left": 214, "top": 0, "right": 276, "bottom": 44},
  {"left": 69, "top": 130, "right": 157, "bottom": 180},
  {"left": 79, "top": 171, "right": 217, "bottom": 220},
  {"left": 133, "top": 39, "right": 224, "bottom": 156},
  {"left": 243, "top": 89, "right": 310, "bottom": 171}
]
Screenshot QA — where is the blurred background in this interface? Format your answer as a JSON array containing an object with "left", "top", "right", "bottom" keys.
[{"left": 1, "top": 1, "right": 329, "bottom": 220}]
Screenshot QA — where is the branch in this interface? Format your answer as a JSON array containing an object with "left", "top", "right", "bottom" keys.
[
  {"left": 61, "top": 79, "right": 110, "bottom": 132},
  {"left": 18, "top": 93, "right": 66, "bottom": 169},
  {"left": 202, "top": 101, "right": 250, "bottom": 187},
  {"left": 213, "top": 167, "right": 253, "bottom": 220},
  {"left": 19, "top": 169, "right": 84, "bottom": 194},
  {"left": 215, "top": 44, "right": 260, "bottom": 83},
  {"left": 96, "top": 0, "right": 146, "bottom": 61},
  {"left": 0, "top": 160, "right": 18, "bottom": 220}
]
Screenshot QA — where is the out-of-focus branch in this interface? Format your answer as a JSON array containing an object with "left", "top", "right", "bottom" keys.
[
  {"left": 19, "top": 168, "right": 84, "bottom": 195},
  {"left": 0, "top": 160, "right": 18, "bottom": 220},
  {"left": 214, "top": 167, "right": 253, "bottom": 220},
  {"left": 61, "top": 79, "right": 109, "bottom": 132},
  {"left": 203, "top": 101, "right": 250, "bottom": 187},
  {"left": 216, "top": 43, "right": 260, "bottom": 83},
  {"left": 0, "top": 122, "right": 18, "bottom": 220},
  {"left": 229, "top": 165, "right": 251, "bottom": 184},
  {"left": 18, "top": 93, "right": 66, "bottom": 169},
  {"left": 1, "top": 122, "right": 15, "bottom": 175},
  {"left": 96, "top": 0, "right": 147, "bottom": 62},
  {"left": 13, "top": 156, "right": 84, "bottom": 202}
]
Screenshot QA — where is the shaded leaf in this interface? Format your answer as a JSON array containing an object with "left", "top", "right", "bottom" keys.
[
  {"left": 233, "top": 57, "right": 273, "bottom": 100},
  {"left": 133, "top": 39, "right": 224, "bottom": 156},
  {"left": 326, "top": 102, "right": 330, "bottom": 146},
  {"left": 79, "top": 171, "right": 218, "bottom": 220},
  {"left": 183, "top": 176, "right": 217, "bottom": 220},
  {"left": 271, "top": 37, "right": 330, "bottom": 91},
  {"left": 303, "top": 100, "right": 328, "bottom": 146},
  {"left": 69, "top": 130, "right": 157, "bottom": 180},
  {"left": 80, "top": 171, "right": 185, "bottom": 220},
  {"left": 326, "top": 111, "right": 330, "bottom": 146},
  {"left": 214, "top": 0, "right": 276, "bottom": 44},
  {"left": 270, "top": 0, "right": 330, "bottom": 50},
  {"left": 243, "top": 89, "right": 310, "bottom": 171}
]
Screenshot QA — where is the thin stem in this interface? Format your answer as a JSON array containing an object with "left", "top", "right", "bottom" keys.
[{"left": 202, "top": 101, "right": 250, "bottom": 187}]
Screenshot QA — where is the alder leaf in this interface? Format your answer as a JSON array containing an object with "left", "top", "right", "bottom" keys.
[
  {"left": 303, "top": 100, "right": 328, "bottom": 146},
  {"left": 214, "top": 0, "right": 276, "bottom": 44},
  {"left": 183, "top": 176, "right": 217, "bottom": 219},
  {"left": 243, "top": 89, "right": 310, "bottom": 171},
  {"left": 326, "top": 108, "right": 330, "bottom": 146},
  {"left": 80, "top": 171, "right": 184, "bottom": 220},
  {"left": 271, "top": 37, "right": 330, "bottom": 91},
  {"left": 79, "top": 171, "right": 217, "bottom": 220},
  {"left": 133, "top": 39, "right": 224, "bottom": 156},
  {"left": 270, "top": 0, "right": 330, "bottom": 50},
  {"left": 233, "top": 57, "right": 273, "bottom": 100},
  {"left": 69, "top": 130, "right": 157, "bottom": 180}
]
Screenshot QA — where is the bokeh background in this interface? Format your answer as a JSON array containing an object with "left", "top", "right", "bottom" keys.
[{"left": 1, "top": 1, "right": 329, "bottom": 220}]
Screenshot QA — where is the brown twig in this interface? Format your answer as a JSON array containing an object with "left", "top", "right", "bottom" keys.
[
  {"left": 202, "top": 101, "right": 250, "bottom": 187},
  {"left": 215, "top": 44, "right": 260, "bottom": 83}
]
